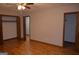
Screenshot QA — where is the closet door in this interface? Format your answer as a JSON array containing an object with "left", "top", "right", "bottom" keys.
[{"left": 2, "top": 16, "right": 17, "bottom": 40}]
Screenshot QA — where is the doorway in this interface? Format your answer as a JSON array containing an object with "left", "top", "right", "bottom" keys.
[
  {"left": 63, "top": 12, "right": 79, "bottom": 51},
  {"left": 0, "top": 15, "right": 21, "bottom": 45},
  {"left": 25, "top": 16, "right": 30, "bottom": 36},
  {"left": 64, "top": 13, "right": 76, "bottom": 48},
  {"left": 23, "top": 16, "right": 31, "bottom": 54},
  {"left": 23, "top": 16, "right": 30, "bottom": 41},
  {"left": 2, "top": 16, "right": 17, "bottom": 40}
]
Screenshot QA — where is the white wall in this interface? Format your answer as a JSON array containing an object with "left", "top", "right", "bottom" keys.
[
  {"left": 29, "top": 4, "right": 79, "bottom": 47},
  {"left": 2, "top": 16, "right": 17, "bottom": 40},
  {"left": 64, "top": 14, "right": 76, "bottom": 43},
  {"left": 30, "top": 9, "right": 64, "bottom": 46}
]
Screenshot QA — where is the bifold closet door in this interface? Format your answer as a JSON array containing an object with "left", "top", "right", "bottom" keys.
[{"left": 2, "top": 16, "right": 17, "bottom": 40}]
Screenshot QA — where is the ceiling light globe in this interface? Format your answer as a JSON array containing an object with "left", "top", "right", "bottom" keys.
[
  {"left": 22, "top": 6, "right": 26, "bottom": 10},
  {"left": 18, "top": 5, "right": 22, "bottom": 10}
]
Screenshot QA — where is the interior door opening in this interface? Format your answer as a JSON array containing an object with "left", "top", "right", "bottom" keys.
[
  {"left": 23, "top": 16, "right": 30, "bottom": 41},
  {"left": 64, "top": 13, "right": 76, "bottom": 48},
  {"left": 23, "top": 16, "right": 32, "bottom": 54},
  {"left": 25, "top": 16, "right": 30, "bottom": 37}
]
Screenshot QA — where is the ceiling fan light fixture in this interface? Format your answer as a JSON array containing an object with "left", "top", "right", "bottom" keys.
[
  {"left": 22, "top": 6, "right": 26, "bottom": 10},
  {"left": 18, "top": 5, "right": 22, "bottom": 10},
  {"left": 17, "top": 3, "right": 34, "bottom": 10},
  {"left": 18, "top": 5, "right": 25, "bottom": 10}
]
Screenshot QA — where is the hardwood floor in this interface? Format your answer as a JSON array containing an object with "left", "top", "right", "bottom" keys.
[{"left": 0, "top": 38, "right": 79, "bottom": 55}]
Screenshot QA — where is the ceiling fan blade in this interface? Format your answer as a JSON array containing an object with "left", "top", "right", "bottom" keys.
[
  {"left": 25, "top": 6, "right": 31, "bottom": 9},
  {"left": 26, "top": 3, "right": 34, "bottom": 5}
]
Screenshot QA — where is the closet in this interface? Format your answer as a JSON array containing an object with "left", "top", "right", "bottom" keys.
[{"left": 0, "top": 15, "right": 21, "bottom": 44}]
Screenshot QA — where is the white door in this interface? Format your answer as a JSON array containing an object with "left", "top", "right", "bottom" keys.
[
  {"left": 64, "top": 14, "right": 76, "bottom": 43},
  {"left": 25, "top": 16, "right": 30, "bottom": 35}
]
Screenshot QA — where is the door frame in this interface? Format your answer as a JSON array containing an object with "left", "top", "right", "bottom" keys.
[
  {"left": 63, "top": 12, "right": 78, "bottom": 47},
  {"left": 23, "top": 16, "right": 31, "bottom": 41},
  {"left": 0, "top": 14, "right": 21, "bottom": 45}
]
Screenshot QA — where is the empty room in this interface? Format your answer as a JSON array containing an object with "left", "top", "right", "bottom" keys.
[{"left": 0, "top": 3, "right": 79, "bottom": 55}]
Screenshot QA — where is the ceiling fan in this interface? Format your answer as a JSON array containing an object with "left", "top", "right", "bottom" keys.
[{"left": 17, "top": 3, "right": 34, "bottom": 10}]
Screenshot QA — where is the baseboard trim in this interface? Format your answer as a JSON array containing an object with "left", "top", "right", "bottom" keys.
[
  {"left": 3, "top": 37, "right": 17, "bottom": 41},
  {"left": 30, "top": 39, "right": 63, "bottom": 48},
  {"left": 3, "top": 37, "right": 63, "bottom": 48}
]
